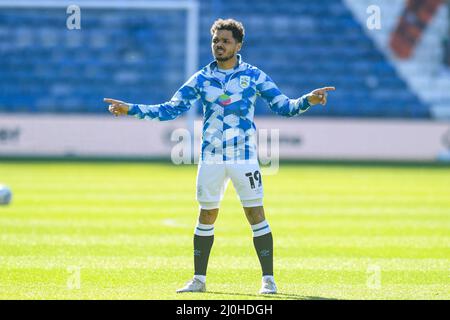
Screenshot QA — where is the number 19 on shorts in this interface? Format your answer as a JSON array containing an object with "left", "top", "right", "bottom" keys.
[{"left": 245, "top": 170, "right": 262, "bottom": 189}]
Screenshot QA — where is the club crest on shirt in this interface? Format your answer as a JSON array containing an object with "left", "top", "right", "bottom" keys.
[{"left": 239, "top": 76, "right": 250, "bottom": 89}]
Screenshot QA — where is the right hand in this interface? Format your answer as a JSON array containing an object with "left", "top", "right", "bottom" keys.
[
  {"left": 104, "top": 98, "right": 129, "bottom": 116},
  {"left": 306, "top": 87, "right": 336, "bottom": 106}
]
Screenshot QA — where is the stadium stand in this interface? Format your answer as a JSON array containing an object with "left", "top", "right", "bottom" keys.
[{"left": 0, "top": 0, "right": 432, "bottom": 118}]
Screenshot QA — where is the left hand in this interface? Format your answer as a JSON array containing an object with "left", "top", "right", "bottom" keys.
[
  {"left": 104, "top": 98, "right": 129, "bottom": 116},
  {"left": 307, "top": 87, "right": 336, "bottom": 106}
]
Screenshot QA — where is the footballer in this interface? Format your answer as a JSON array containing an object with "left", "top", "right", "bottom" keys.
[{"left": 105, "top": 18, "right": 335, "bottom": 294}]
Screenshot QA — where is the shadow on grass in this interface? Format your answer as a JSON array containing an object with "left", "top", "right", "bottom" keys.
[{"left": 205, "top": 291, "right": 338, "bottom": 300}]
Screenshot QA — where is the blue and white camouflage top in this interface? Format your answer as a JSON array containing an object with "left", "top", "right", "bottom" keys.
[{"left": 127, "top": 55, "right": 311, "bottom": 162}]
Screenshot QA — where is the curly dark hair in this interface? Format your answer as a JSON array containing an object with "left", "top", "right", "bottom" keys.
[{"left": 210, "top": 18, "right": 245, "bottom": 43}]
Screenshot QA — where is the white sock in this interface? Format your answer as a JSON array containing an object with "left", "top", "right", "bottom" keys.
[
  {"left": 262, "top": 275, "right": 274, "bottom": 282},
  {"left": 194, "top": 222, "right": 215, "bottom": 236},
  {"left": 194, "top": 275, "right": 206, "bottom": 283},
  {"left": 251, "top": 220, "right": 271, "bottom": 237}
]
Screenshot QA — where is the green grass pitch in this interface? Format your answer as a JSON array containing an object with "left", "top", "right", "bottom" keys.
[{"left": 0, "top": 161, "right": 449, "bottom": 300}]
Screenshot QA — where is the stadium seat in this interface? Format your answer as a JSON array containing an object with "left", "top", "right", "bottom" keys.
[{"left": 0, "top": 0, "right": 429, "bottom": 118}]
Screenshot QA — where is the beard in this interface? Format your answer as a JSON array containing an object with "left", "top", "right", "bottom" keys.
[{"left": 215, "top": 51, "right": 235, "bottom": 62}]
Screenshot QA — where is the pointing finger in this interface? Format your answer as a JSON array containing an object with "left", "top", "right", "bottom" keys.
[
  {"left": 104, "top": 98, "right": 120, "bottom": 105},
  {"left": 312, "top": 87, "right": 336, "bottom": 95}
]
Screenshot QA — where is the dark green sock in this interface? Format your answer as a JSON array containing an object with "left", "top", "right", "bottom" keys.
[
  {"left": 194, "top": 235, "right": 214, "bottom": 276},
  {"left": 253, "top": 232, "right": 273, "bottom": 276}
]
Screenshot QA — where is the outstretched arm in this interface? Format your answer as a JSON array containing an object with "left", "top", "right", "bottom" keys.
[
  {"left": 256, "top": 70, "right": 335, "bottom": 117},
  {"left": 104, "top": 74, "right": 199, "bottom": 121}
]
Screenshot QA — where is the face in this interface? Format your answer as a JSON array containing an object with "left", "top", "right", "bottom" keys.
[{"left": 211, "top": 29, "right": 242, "bottom": 62}]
